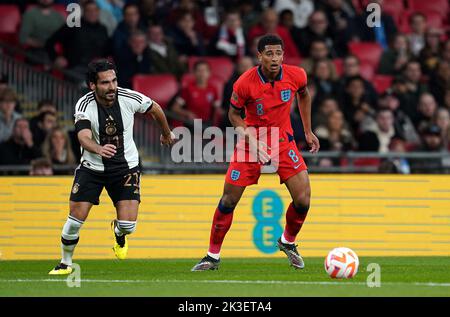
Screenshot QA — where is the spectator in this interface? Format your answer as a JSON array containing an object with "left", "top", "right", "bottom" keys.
[
  {"left": 378, "top": 34, "right": 412, "bottom": 76},
  {"left": 115, "top": 30, "right": 152, "bottom": 89},
  {"left": 0, "top": 118, "right": 41, "bottom": 165},
  {"left": 147, "top": 24, "right": 186, "bottom": 79},
  {"left": 19, "top": 0, "right": 65, "bottom": 64},
  {"left": 168, "top": 11, "right": 206, "bottom": 57},
  {"left": 378, "top": 92, "right": 420, "bottom": 145},
  {"left": 407, "top": 12, "right": 427, "bottom": 57},
  {"left": 112, "top": 3, "right": 145, "bottom": 56},
  {"left": 29, "top": 99, "right": 57, "bottom": 135},
  {"left": 29, "top": 157, "right": 54, "bottom": 176},
  {"left": 312, "top": 97, "right": 340, "bottom": 128},
  {"left": 96, "top": 0, "right": 124, "bottom": 23},
  {"left": 359, "top": 109, "right": 396, "bottom": 153},
  {"left": 397, "top": 60, "right": 429, "bottom": 121},
  {"left": 415, "top": 92, "right": 438, "bottom": 132},
  {"left": 300, "top": 39, "right": 337, "bottom": 77},
  {"left": 379, "top": 138, "right": 411, "bottom": 174},
  {"left": 172, "top": 61, "right": 221, "bottom": 125},
  {"left": 0, "top": 88, "right": 22, "bottom": 143},
  {"left": 355, "top": 0, "right": 397, "bottom": 50},
  {"left": 248, "top": 8, "right": 300, "bottom": 59},
  {"left": 340, "top": 75, "right": 375, "bottom": 135},
  {"left": 209, "top": 10, "right": 245, "bottom": 60},
  {"left": 442, "top": 39, "right": 450, "bottom": 64},
  {"left": 0, "top": 74, "right": 8, "bottom": 94},
  {"left": 221, "top": 56, "right": 254, "bottom": 128},
  {"left": 46, "top": 0, "right": 110, "bottom": 82},
  {"left": 419, "top": 28, "right": 444, "bottom": 75},
  {"left": 314, "top": 109, "right": 354, "bottom": 165},
  {"left": 324, "top": 0, "right": 356, "bottom": 42},
  {"left": 237, "top": 0, "right": 261, "bottom": 33},
  {"left": 279, "top": 9, "right": 303, "bottom": 54},
  {"left": 298, "top": 10, "right": 341, "bottom": 57},
  {"left": 337, "top": 55, "right": 378, "bottom": 108},
  {"left": 434, "top": 108, "right": 450, "bottom": 150},
  {"left": 42, "top": 127, "right": 77, "bottom": 165},
  {"left": 311, "top": 59, "right": 338, "bottom": 103},
  {"left": 31, "top": 111, "right": 58, "bottom": 150},
  {"left": 429, "top": 60, "right": 450, "bottom": 107},
  {"left": 274, "top": 0, "right": 314, "bottom": 28}
]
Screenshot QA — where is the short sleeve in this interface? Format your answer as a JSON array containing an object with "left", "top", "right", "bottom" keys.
[
  {"left": 296, "top": 67, "right": 308, "bottom": 94},
  {"left": 118, "top": 88, "right": 153, "bottom": 114},
  {"left": 74, "top": 94, "right": 93, "bottom": 133},
  {"left": 230, "top": 79, "right": 247, "bottom": 110}
]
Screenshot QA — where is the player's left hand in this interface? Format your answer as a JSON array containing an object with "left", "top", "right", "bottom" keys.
[
  {"left": 160, "top": 131, "right": 176, "bottom": 147},
  {"left": 305, "top": 131, "right": 320, "bottom": 154}
]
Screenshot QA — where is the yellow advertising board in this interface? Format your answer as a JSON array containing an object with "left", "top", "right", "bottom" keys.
[{"left": 0, "top": 174, "right": 449, "bottom": 260}]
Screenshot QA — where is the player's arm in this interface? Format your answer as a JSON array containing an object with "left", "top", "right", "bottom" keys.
[
  {"left": 297, "top": 87, "right": 320, "bottom": 153},
  {"left": 145, "top": 101, "right": 175, "bottom": 146},
  {"left": 77, "top": 126, "right": 116, "bottom": 158}
]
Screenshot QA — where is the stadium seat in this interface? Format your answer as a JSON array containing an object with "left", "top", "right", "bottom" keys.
[
  {"left": 352, "top": 158, "right": 381, "bottom": 167},
  {"left": 373, "top": 75, "right": 393, "bottom": 94},
  {"left": 132, "top": 74, "right": 179, "bottom": 109},
  {"left": 359, "top": 62, "right": 375, "bottom": 81},
  {"left": 408, "top": 0, "right": 449, "bottom": 18},
  {"left": 0, "top": 5, "right": 21, "bottom": 44},
  {"left": 181, "top": 74, "right": 225, "bottom": 101},
  {"left": 348, "top": 42, "right": 383, "bottom": 70},
  {"left": 187, "top": 56, "right": 234, "bottom": 82}
]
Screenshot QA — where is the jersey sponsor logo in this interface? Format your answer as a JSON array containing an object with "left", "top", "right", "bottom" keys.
[
  {"left": 230, "top": 169, "right": 241, "bottom": 181},
  {"left": 280, "top": 89, "right": 291, "bottom": 102}
]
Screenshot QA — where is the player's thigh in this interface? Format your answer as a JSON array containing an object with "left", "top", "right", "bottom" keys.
[
  {"left": 284, "top": 170, "right": 311, "bottom": 207},
  {"left": 69, "top": 201, "right": 93, "bottom": 222},
  {"left": 70, "top": 167, "right": 105, "bottom": 206},
  {"left": 106, "top": 167, "right": 141, "bottom": 211},
  {"left": 115, "top": 200, "right": 139, "bottom": 221},
  {"left": 221, "top": 181, "right": 247, "bottom": 208}
]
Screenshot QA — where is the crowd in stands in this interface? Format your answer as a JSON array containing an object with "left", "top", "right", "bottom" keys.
[{"left": 0, "top": 0, "right": 449, "bottom": 173}]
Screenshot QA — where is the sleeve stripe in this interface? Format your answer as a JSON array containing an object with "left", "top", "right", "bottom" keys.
[
  {"left": 77, "top": 93, "right": 94, "bottom": 113},
  {"left": 118, "top": 92, "right": 142, "bottom": 104},
  {"left": 118, "top": 88, "right": 143, "bottom": 103}
]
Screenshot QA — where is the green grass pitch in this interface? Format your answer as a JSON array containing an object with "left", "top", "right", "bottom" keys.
[{"left": 0, "top": 257, "right": 449, "bottom": 296}]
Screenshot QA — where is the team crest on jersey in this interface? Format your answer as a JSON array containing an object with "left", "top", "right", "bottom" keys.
[
  {"left": 230, "top": 170, "right": 240, "bottom": 181},
  {"left": 105, "top": 115, "right": 117, "bottom": 135},
  {"left": 72, "top": 183, "right": 80, "bottom": 194},
  {"left": 281, "top": 89, "right": 291, "bottom": 102}
]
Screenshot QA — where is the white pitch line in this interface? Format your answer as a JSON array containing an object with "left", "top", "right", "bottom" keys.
[{"left": 0, "top": 279, "right": 449, "bottom": 287}]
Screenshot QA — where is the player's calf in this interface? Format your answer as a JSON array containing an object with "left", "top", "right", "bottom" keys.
[
  {"left": 48, "top": 215, "right": 84, "bottom": 275},
  {"left": 111, "top": 219, "right": 136, "bottom": 260}
]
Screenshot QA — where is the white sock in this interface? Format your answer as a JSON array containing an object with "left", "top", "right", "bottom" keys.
[
  {"left": 115, "top": 220, "right": 137, "bottom": 236},
  {"left": 207, "top": 251, "right": 220, "bottom": 260},
  {"left": 281, "top": 233, "right": 295, "bottom": 245},
  {"left": 61, "top": 216, "right": 84, "bottom": 266}
]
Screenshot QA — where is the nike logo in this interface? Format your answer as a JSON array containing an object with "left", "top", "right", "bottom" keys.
[{"left": 294, "top": 163, "right": 303, "bottom": 169}]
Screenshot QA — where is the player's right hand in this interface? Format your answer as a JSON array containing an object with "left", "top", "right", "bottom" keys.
[
  {"left": 249, "top": 137, "right": 271, "bottom": 164},
  {"left": 98, "top": 144, "right": 117, "bottom": 158}
]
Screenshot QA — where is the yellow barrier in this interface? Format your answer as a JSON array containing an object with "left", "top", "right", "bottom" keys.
[{"left": 0, "top": 174, "right": 449, "bottom": 260}]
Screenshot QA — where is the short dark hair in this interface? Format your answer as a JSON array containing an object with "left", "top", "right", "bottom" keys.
[
  {"left": 257, "top": 34, "right": 284, "bottom": 53},
  {"left": 37, "top": 99, "right": 55, "bottom": 110},
  {"left": 86, "top": 59, "right": 117, "bottom": 86},
  {"left": 193, "top": 60, "right": 210, "bottom": 70},
  {"left": 38, "top": 111, "right": 57, "bottom": 123}
]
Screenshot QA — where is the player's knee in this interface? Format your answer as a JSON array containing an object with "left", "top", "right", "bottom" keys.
[
  {"left": 116, "top": 220, "right": 137, "bottom": 235},
  {"left": 61, "top": 215, "right": 84, "bottom": 243},
  {"left": 292, "top": 200, "right": 310, "bottom": 214},
  {"left": 218, "top": 195, "right": 238, "bottom": 214}
]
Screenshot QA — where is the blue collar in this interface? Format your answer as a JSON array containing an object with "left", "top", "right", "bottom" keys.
[{"left": 257, "top": 65, "right": 283, "bottom": 84}]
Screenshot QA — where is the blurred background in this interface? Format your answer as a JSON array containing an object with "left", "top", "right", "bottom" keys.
[{"left": 0, "top": 0, "right": 449, "bottom": 175}]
